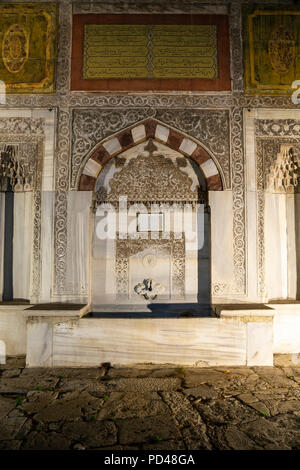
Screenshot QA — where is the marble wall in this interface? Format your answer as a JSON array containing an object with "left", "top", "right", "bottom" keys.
[
  {"left": 0, "top": 1, "right": 299, "bottom": 309},
  {"left": 13, "top": 193, "right": 32, "bottom": 300},
  {"left": 0, "top": 194, "right": 4, "bottom": 301},
  {"left": 0, "top": 108, "right": 299, "bottom": 306},
  {"left": 0, "top": 1, "right": 299, "bottom": 367},
  {"left": 244, "top": 109, "right": 300, "bottom": 303}
]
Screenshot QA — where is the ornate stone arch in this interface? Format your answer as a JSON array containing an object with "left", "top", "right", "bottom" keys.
[{"left": 77, "top": 118, "right": 224, "bottom": 192}]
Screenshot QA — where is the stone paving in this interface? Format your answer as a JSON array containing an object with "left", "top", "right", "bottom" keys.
[{"left": 0, "top": 355, "right": 299, "bottom": 450}]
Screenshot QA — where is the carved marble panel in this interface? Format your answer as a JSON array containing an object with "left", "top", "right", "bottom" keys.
[
  {"left": 71, "top": 108, "right": 154, "bottom": 189},
  {"left": 0, "top": 117, "right": 45, "bottom": 301},
  {"left": 255, "top": 118, "right": 300, "bottom": 299},
  {"left": 116, "top": 235, "right": 185, "bottom": 299},
  {"left": 155, "top": 109, "right": 231, "bottom": 189},
  {"left": 71, "top": 108, "right": 231, "bottom": 190},
  {"left": 101, "top": 139, "right": 200, "bottom": 203}
]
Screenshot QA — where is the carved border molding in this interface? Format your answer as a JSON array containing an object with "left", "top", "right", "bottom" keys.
[
  {"left": 53, "top": 108, "right": 71, "bottom": 295},
  {"left": 229, "top": 0, "right": 243, "bottom": 92},
  {"left": 3, "top": 94, "right": 299, "bottom": 110},
  {"left": 73, "top": 0, "right": 229, "bottom": 15}
]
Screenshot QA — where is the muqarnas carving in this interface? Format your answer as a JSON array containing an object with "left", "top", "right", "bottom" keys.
[
  {"left": 266, "top": 146, "right": 300, "bottom": 193},
  {"left": 0, "top": 2, "right": 58, "bottom": 93},
  {"left": 243, "top": 5, "right": 300, "bottom": 95}
]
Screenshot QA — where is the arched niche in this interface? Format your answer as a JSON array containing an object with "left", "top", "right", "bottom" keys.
[{"left": 90, "top": 138, "right": 212, "bottom": 314}]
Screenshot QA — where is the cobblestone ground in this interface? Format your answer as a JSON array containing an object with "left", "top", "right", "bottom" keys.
[{"left": 0, "top": 355, "right": 299, "bottom": 450}]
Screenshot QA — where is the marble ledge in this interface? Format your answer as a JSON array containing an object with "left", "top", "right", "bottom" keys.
[
  {"left": 22, "top": 304, "right": 90, "bottom": 319},
  {"left": 219, "top": 309, "right": 274, "bottom": 323}
]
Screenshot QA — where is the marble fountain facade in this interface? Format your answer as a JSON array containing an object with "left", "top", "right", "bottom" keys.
[{"left": 0, "top": 0, "right": 299, "bottom": 367}]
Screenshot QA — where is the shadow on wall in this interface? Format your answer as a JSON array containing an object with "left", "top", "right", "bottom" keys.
[{"left": 91, "top": 303, "right": 212, "bottom": 318}]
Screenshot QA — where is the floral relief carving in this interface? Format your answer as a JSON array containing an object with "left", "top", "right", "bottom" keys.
[
  {"left": 106, "top": 140, "right": 199, "bottom": 202},
  {"left": 255, "top": 119, "right": 300, "bottom": 137},
  {"left": 71, "top": 108, "right": 154, "bottom": 189},
  {"left": 0, "top": 117, "right": 45, "bottom": 301},
  {"left": 0, "top": 118, "right": 44, "bottom": 136},
  {"left": 116, "top": 235, "right": 185, "bottom": 299},
  {"left": 155, "top": 109, "right": 231, "bottom": 189},
  {"left": 256, "top": 118, "right": 300, "bottom": 299},
  {"left": 72, "top": 109, "right": 230, "bottom": 190}
]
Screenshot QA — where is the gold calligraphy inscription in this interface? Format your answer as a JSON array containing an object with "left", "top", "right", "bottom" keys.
[{"left": 83, "top": 24, "right": 218, "bottom": 79}]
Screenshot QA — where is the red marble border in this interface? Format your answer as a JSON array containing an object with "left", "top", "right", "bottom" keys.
[
  {"left": 71, "top": 14, "right": 231, "bottom": 92},
  {"left": 79, "top": 118, "right": 223, "bottom": 191}
]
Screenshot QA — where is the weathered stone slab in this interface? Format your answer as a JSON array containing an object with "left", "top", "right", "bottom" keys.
[
  {"left": 195, "top": 398, "right": 258, "bottom": 425},
  {"left": 0, "top": 369, "right": 59, "bottom": 393},
  {"left": 181, "top": 425, "right": 212, "bottom": 450},
  {"left": 252, "top": 367, "right": 299, "bottom": 388},
  {"left": 20, "top": 390, "right": 58, "bottom": 414},
  {"left": 118, "top": 415, "right": 180, "bottom": 445},
  {"left": 1, "top": 369, "right": 22, "bottom": 378},
  {"left": 182, "top": 385, "right": 218, "bottom": 400},
  {"left": 184, "top": 369, "right": 228, "bottom": 387},
  {"left": 0, "top": 363, "right": 299, "bottom": 450},
  {"left": 160, "top": 391, "right": 203, "bottom": 428},
  {"left": 0, "top": 440, "right": 22, "bottom": 450},
  {"left": 58, "top": 378, "right": 107, "bottom": 395},
  {"left": 61, "top": 420, "right": 117, "bottom": 448},
  {"left": 143, "top": 440, "right": 186, "bottom": 450},
  {"left": 22, "top": 432, "right": 71, "bottom": 450},
  {"left": 207, "top": 425, "right": 261, "bottom": 450},
  {"left": 98, "top": 392, "right": 169, "bottom": 419},
  {"left": 0, "top": 395, "right": 16, "bottom": 419},
  {"left": 0, "top": 415, "right": 27, "bottom": 440},
  {"left": 239, "top": 417, "right": 286, "bottom": 448},
  {"left": 105, "top": 377, "right": 181, "bottom": 392},
  {"left": 276, "top": 400, "right": 300, "bottom": 414},
  {"left": 106, "top": 367, "right": 179, "bottom": 379},
  {"left": 48, "top": 368, "right": 106, "bottom": 379},
  {"left": 236, "top": 393, "right": 258, "bottom": 405},
  {"left": 32, "top": 391, "right": 102, "bottom": 422}
]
